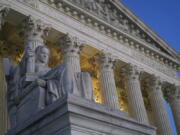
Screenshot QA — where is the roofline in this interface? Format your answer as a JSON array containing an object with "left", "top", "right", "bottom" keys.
[{"left": 113, "top": 0, "right": 180, "bottom": 61}]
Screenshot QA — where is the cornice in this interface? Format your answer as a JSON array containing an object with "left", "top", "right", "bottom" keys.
[
  {"left": 2, "top": 0, "right": 180, "bottom": 84},
  {"left": 113, "top": 0, "right": 180, "bottom": 61},
  {"left": 38, "top": 0, "right": 180, "bottom": 72}
]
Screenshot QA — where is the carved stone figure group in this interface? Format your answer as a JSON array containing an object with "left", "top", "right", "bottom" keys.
[
  {"left": 6, "top": 44, "right": 93, "bottom": 128},
  {"left": 69, "top": 0, "right": 129, "bottom": 32}
]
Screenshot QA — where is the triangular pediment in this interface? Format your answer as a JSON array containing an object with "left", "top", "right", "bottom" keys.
[
  {"left": 36, "top": 0, "right": 180, "bottom": 70},
  {"left": 56, "top": 0, "right": 179, "bottom": 62}
]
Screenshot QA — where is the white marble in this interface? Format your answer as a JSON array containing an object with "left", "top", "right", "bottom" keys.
[
  {"left": 148, "top": 76, "right": 173, "bottom": 135},
  {"left": 96, "top": 53, "right": 119, "bottom": 110},
  {"left": 124, "top": 64, "right": 149, "bottom": 124}
]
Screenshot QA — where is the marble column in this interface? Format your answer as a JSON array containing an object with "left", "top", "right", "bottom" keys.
[
  {"left": 166, "top": 85, "right": 180, "bottom": 134},
  {"left": 21, "top": 16, "right": 50, "bottom": 81},
  {"left": 124, "top": 64, "right": 149, "bottom": 124},
  {"left": 59, "top": 34, "right": 83, "bottom": 73},
  {"left": 0, "top": 5, "right": 10, "bottom": 135},
  {"left": 148, "top": 76, "right": 173, "bottom": 135},
  {"left": 96, "top": 53, "right": 119, "bottom": 110}
]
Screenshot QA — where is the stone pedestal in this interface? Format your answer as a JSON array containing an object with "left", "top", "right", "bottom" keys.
[{"left": 7, "top": 94, "right": 156, "bottom": 135}]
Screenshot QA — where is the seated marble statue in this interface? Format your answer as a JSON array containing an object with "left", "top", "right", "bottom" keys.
[
  {"left": 6, "top": 45, "right": 93, "bottom": 127},
  {"left": 18, "top": 45, "right": 93, "bottom": 105}
]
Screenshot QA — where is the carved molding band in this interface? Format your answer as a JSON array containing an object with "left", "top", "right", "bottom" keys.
[{"left": 38, "top": 0, "right": 180, "bottom": 72}]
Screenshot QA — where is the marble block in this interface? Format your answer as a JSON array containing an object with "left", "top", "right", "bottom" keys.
[{"left": 7, "top": 94, "right": 156, "bottom": 135}]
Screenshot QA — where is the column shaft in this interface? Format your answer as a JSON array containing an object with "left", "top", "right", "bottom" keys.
[
  {"left": 170, "top": 100, "right": 180, "bottom": 134},
  {"left": 127, "top": 78, "right": 149, "bottom": 124},
  {"left": 63, "top": 53, "right": 81, "bottom": 73},
  {"left": 166, "top": 86, "right": 180, "bottom": 134},
  {"left": 97, "top": 53, "right": 119, "bottom": 110},
  {"left": 149, "top": 77, "right": 173, "bottom": 135}
]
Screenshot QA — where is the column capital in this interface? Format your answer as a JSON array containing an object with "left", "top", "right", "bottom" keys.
[
  {"left": 123, "top": 64, "right": 141, "bottom": 80},
  {"left": 21, "top": 16, "right": 51, "bottom": 43},
  {"left": 58, "top": 34, "right": 84, "bottom": 57},
  {"left": 96, "top": 53, "right": 116, "bottom": 71},
  {"left": 165, "top": 85, "right": 180, "bottom": 101},
  {"left": 147, "top": 75, "right": 163, "bottom": 92}
]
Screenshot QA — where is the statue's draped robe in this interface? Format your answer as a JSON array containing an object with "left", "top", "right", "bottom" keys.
[
  {"left": 6, "top": 61, "right": 93, "bottom": 128},
  {"left": 41, "top": 63, "right": 79, "bottom": 105}
]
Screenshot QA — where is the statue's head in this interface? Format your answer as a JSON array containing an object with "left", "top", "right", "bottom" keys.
[{"left": 35, "top": 46, "right": 50, "bottom": 64}]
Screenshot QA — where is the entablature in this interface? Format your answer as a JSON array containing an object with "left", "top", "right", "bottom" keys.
[
  {"left": 36, "top": 0, "right": 180, "bottom": 72},
  {"left": 1, "top": 0, "right": 180, "bottom": 85}
]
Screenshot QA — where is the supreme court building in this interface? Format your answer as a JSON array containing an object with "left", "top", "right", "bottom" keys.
[{"left": 0, "top": 0, "right": 180, "bottom": 135}]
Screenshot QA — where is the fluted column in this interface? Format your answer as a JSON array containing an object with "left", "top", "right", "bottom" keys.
[
  {"left": 148, "top": 76, "right": 173, "bottom": 135},
  {"left": 124, "top": 64, "right": 149, "bottom": 124},
  {"left": 0, "top": 4, "right": 10, "bottom": 135},
  {"left": 96, "top": 53, "right": 119, "bottom": 110},
  {"left": 59, "top": 34, "right": 83, "bottom": 73},
  {"left": 21, "top": 16, "right": 50, "bottom": 81},
  {"left": 166, "top": 85, "right": 180, "bottom": 134}
]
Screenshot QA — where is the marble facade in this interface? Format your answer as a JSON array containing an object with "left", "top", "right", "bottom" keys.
[{"left": 0, "top": 0, "right": 180, "bottom": 135}]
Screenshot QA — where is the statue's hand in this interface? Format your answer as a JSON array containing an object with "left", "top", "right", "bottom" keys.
[{"left": 36, "top": 79, "right": 46, "bottom": 87}]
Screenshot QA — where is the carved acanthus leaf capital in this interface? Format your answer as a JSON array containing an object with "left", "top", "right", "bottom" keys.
[
  {"left": 21, "top": 16, "right": 51, "bottom": 42},
  {"left": 147, "top": 75, "right": 163, "bottom": 93},
  {"left": 58, "top": 34, "right": 85, "bottom": 57},
  {"left": 165, "top": 85, "right": 180, "bottom": 101},
  {"left": 96, "top": 52, "right": 116, "bottom": 71},
  {"left": 123, "top": 64, "right": 141, "bottom": 80}
]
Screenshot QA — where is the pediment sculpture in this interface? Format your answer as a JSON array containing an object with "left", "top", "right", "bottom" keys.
[
  {"left": 4, "top": 42, "right": 93, "bottom": 128},
  {"left": 68, "top": 0, "right": 129, "bottom": 32}
]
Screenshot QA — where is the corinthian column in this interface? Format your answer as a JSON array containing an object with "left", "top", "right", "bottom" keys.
[
  {"left": 59, "top": 34, "right": 83, "bottom": 73},
  {"left": 124, "top": 64, "right": 149, "bottom": 124},
  {"left": 148, "top": 76, "right": 173, "bottom": 135},
  {"left": 166, "top": 85, "right": 180, "bottom": 134},
  {"left": 21, "top": 16, "right": 50, "bottom": 81},
  {"left": 96, "top": 53, "right": 119, "bottom": 110}
]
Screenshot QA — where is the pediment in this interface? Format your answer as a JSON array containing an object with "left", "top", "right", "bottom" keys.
[
  {"left": 12, "top": 0, "right": 180, "bottom": 70},
  {"left": 62, "top": 0, "right": 178, "bottom": 60}
]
